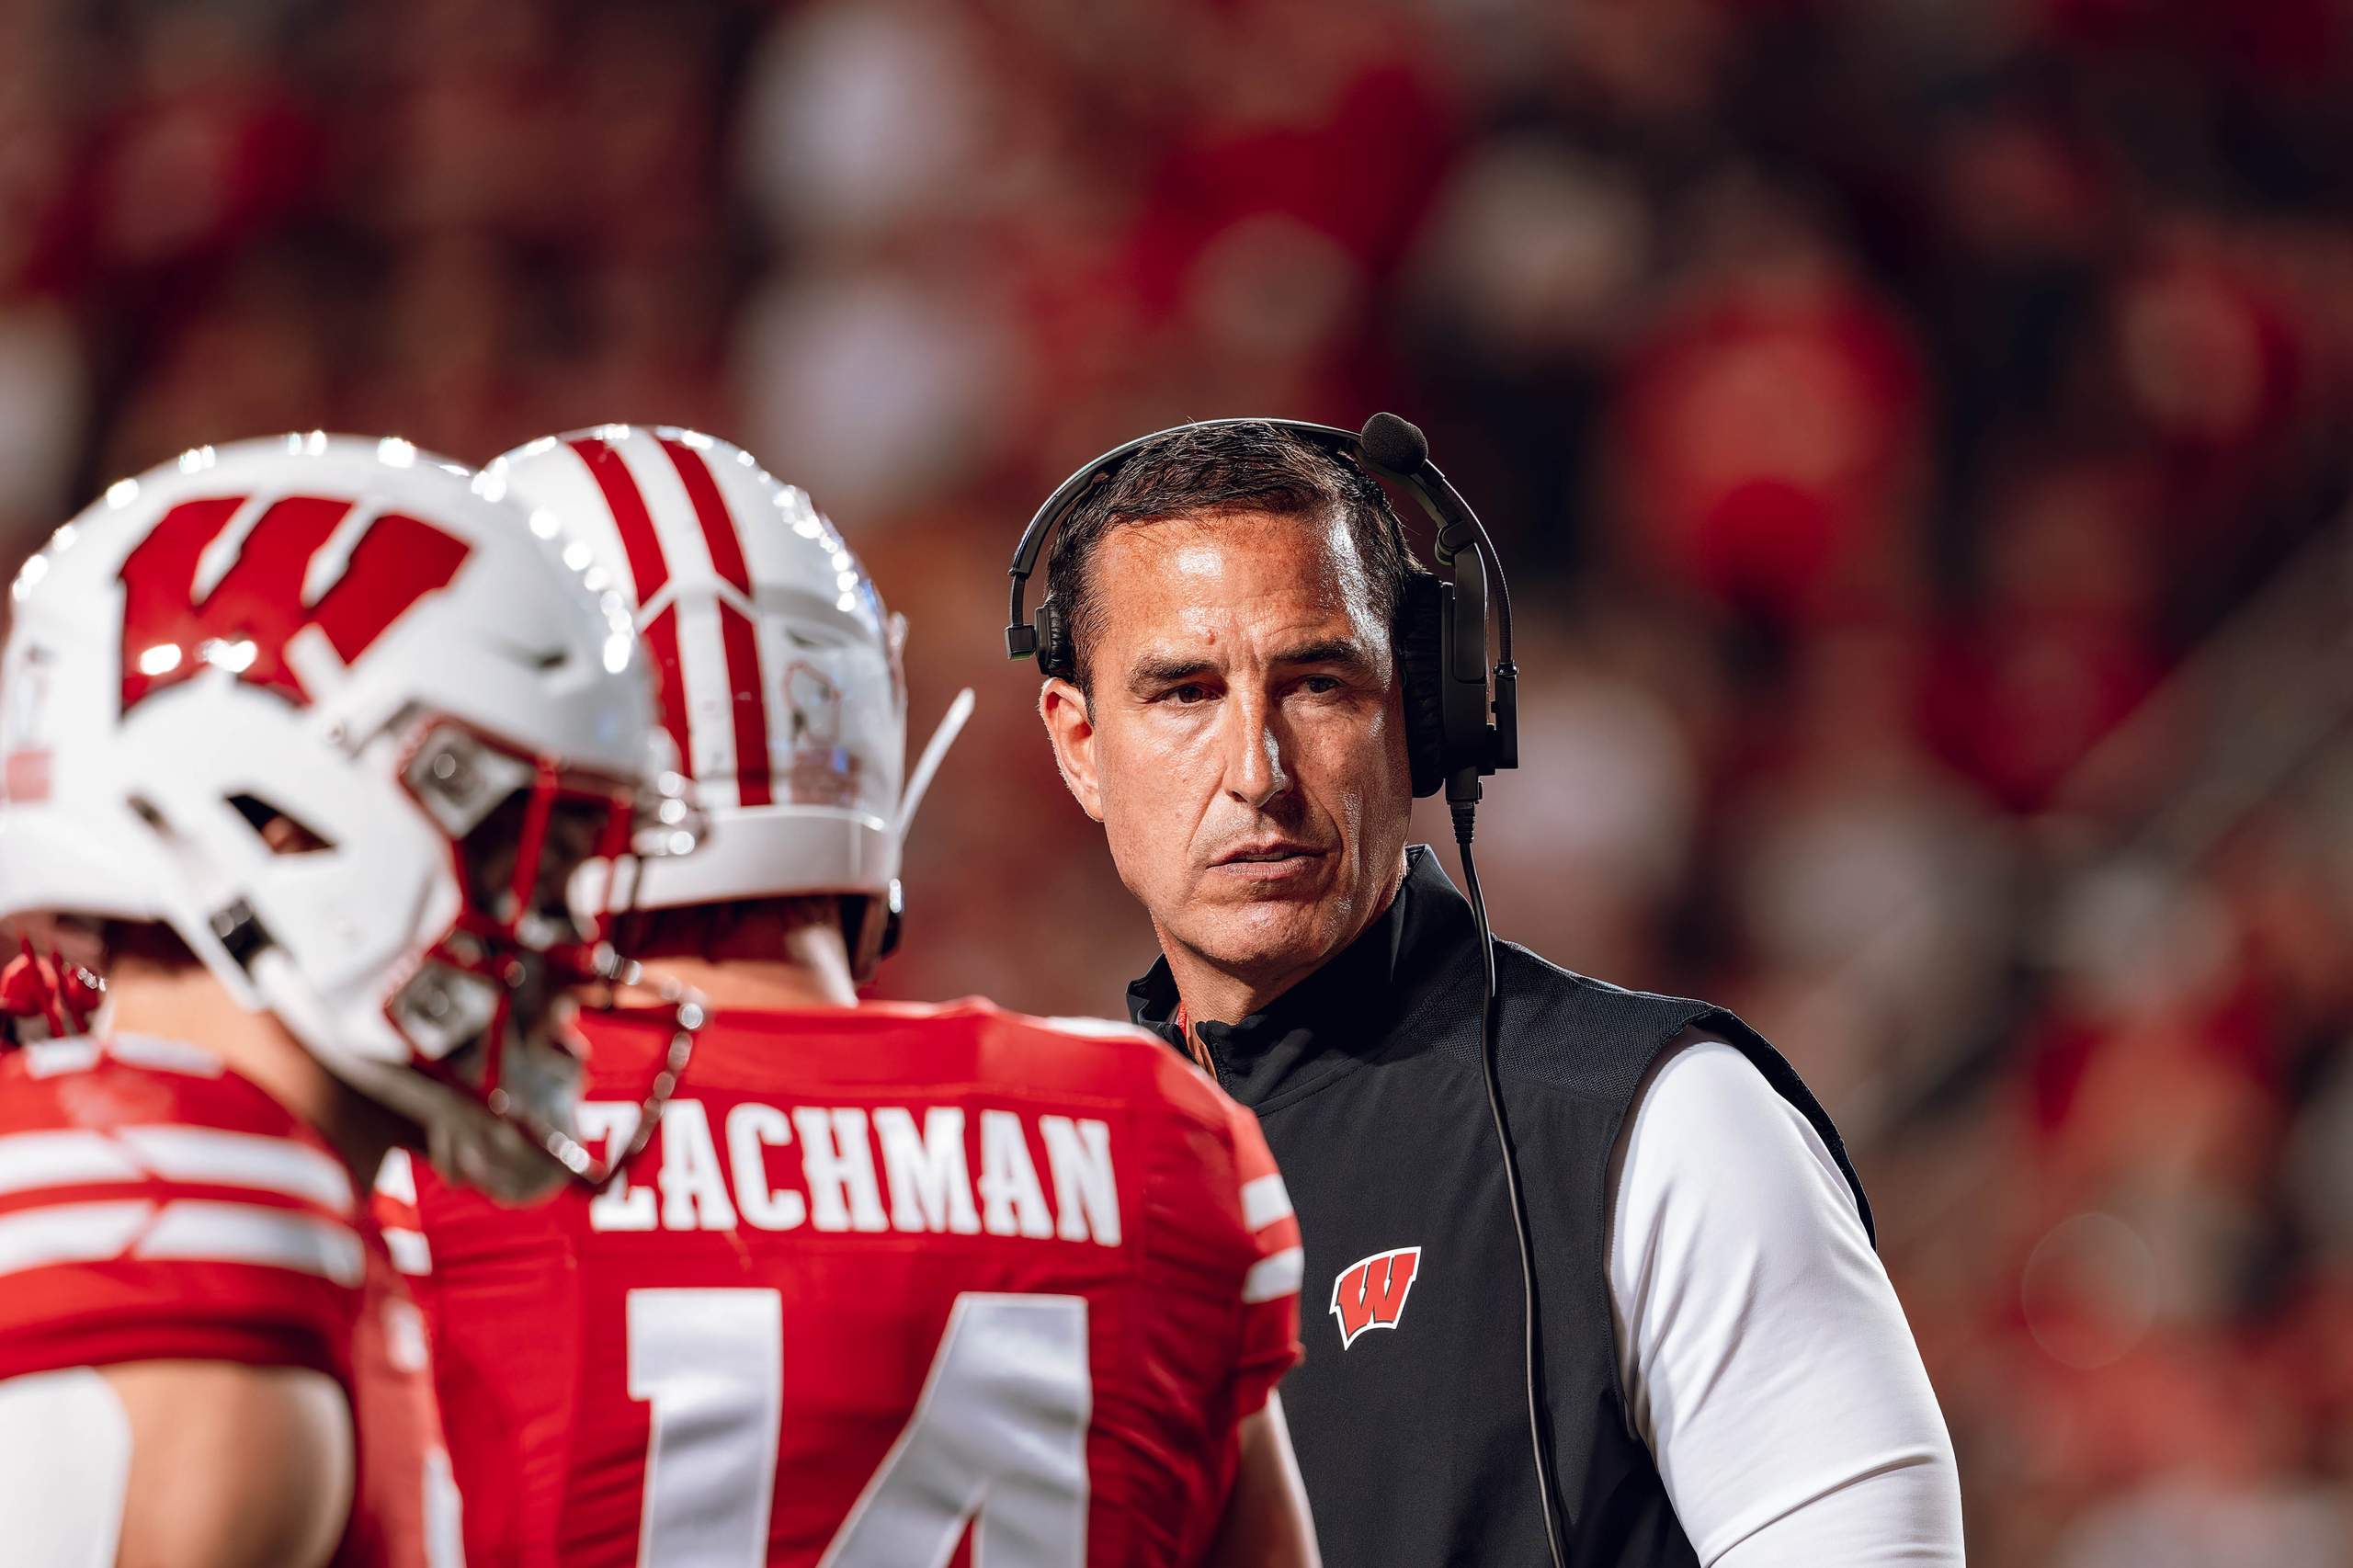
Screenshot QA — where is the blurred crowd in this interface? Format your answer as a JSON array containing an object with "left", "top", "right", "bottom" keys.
[{"left": 5, "top": 0, "right": 2353, "bottom": 1559}]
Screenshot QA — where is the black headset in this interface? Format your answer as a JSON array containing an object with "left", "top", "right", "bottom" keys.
[
  {"left": 1006, "top": 413, "right": 1518, "bottom": 805},
  {"left": 1006, "top": 414, "right": 1571, "bottom": 1568}
]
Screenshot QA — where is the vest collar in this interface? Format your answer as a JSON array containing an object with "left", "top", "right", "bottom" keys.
[{"left": 1126, "top": 844, "right": 1476, "bottom": 1106}]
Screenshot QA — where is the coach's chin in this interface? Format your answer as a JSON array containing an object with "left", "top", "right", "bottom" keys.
[{"left": 1029, "top": 418, "right": 1967, "bottom": 1568}]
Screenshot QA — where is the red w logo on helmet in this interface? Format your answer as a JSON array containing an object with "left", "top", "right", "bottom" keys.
[
  {"left": 117, "top": 495, "right": 471, "bottom": 716},
  {"left": 1331, "top": 1245, "right": 1422, "bottom": 1349}
]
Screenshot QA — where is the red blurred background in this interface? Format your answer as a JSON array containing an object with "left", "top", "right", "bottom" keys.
[{"left": 5, "top": 1, "right": 2353, "bottom": 1559}]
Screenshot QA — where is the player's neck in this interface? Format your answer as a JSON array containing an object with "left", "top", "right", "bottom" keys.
[
  {"left": 103, "top": 961, "right": 404, "bottom": 1183},
  {"left": 642, "top": 921, "right": 861, "bottom": 1012}
]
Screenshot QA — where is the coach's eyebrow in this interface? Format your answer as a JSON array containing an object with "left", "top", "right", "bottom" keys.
[
  {"left": 1127, "top": 653, "right": 1217, "bottom": 694},
  {"left": 1272, "top": 638, "right": 1381, "bottom": 676}
]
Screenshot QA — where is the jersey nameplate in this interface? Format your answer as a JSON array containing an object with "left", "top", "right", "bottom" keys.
[{"left": 580, "top": 1099, "right": 1123, "bottom": 1247}]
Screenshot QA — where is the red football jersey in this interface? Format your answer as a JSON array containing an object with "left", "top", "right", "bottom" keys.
[
  {"left": 392, "top": 999, "right": 1303, "bottom": 1567},
  {"left": 0, "top": 1033, "right": 460, "bottom": 1567}
]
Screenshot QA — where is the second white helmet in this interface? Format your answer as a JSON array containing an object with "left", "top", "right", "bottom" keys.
[{"left": 486, "top": 426, "right": 912, "bottom": 913}]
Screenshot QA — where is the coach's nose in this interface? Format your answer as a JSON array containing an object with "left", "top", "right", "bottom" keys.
[{"left": 1222, "top": 686, "right": 1291, "bottom": 812}]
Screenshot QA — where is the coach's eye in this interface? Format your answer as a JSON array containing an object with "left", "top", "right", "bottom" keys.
[
  {"left": 1300, "top": 676, "right": 1342, "bottom": 696},
  {"left": 1168, "top": 684, "right": 1212, "bottom": 705}
]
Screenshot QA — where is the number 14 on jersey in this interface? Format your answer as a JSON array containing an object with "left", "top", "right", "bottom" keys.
[{"left": 629, "top": 1288, "right": 1092, "bottom": 1566}]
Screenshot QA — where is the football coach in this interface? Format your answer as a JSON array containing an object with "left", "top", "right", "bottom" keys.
[{"left": 1015, "top": 419, "right": 1965, "bottom": 1566}]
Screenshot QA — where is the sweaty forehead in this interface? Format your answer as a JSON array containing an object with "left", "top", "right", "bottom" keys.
[{"left": 1090, "top": 510, "right": 1383, "bottom": 647}]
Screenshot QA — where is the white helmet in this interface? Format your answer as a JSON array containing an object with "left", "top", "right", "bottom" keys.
[
  {"left": 0, "top": 435, "right": 689, "bottom": 1200},
  {"left": 486, "top": 426, "right": 964, "bottom": 926}
]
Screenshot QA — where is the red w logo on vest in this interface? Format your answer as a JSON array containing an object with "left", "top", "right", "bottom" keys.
[
  {"left": 117, "top": 496, "right": 471, "bottom": 716},
  {"left": 1330, "top": 1245, "right": 1422, "bottom": 1349}
]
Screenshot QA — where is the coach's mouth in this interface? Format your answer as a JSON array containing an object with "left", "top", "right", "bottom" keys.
[{"left": 1209, "top": 841, "right": 1328, "bottom": 881}]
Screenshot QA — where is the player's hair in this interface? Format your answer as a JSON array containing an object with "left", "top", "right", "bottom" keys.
[
  {"left": 1043, "top": 420, "right": 1427, "bottom": 692},
  {"left": 608, "top": 894, "right": 848, "bottom": 962}
]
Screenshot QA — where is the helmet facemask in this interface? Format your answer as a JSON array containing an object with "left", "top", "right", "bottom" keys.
[{"left": 378, "top": 717, "right": 701, "bottom": 1201}]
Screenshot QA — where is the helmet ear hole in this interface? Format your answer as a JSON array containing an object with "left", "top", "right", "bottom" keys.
[{"left": 226, "top": 793, "right": 335, "bottom": 856}]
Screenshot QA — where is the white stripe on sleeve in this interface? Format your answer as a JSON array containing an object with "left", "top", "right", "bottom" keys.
[
  {"left": 1242, "top": 1245, "right": 1304, "bottom": 1305},
  {"left": 385, "top": 1229, "right": 433, "bottom": 1277},
  {"left": 0, "top": 1127, "right": 354, "bottom": 1216},
  {"left": 116, "top": 1128, "right": 354, "bottom": 1214},
  {"left": 0, "top": 1201, "right": 155, "bottom": 1278},
  {"left": 134, "top": 1200, "right": 366, "bottom": 1287},
  {"left": 1240, "top": 1172, "right": 1293, "bottom": 1231},
  {"left": 0, "top": 1132, "right": 143, "bottom": 1197},
  {"left": 375, "top": 1149, "right": 418, "bottom": 1205}
]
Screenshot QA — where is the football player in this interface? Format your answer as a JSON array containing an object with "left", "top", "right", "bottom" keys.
[
  {"left": 386, "top": 426, "right": 1321, "bottom": 1566},
  {"left": 0, "top": 437, "right": 691, "bottom": 1567}
]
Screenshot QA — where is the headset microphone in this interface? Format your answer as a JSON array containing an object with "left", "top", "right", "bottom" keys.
[
  {"left": 1357, "top": 410, "right": 1428, "bottom": 483},
  {"left": 1007, "top": 415, "right": 1566, "bottom": 1568}
]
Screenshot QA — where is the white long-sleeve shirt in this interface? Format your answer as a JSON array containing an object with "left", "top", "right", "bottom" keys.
[{"left": 1608, "top": 1031, "right": 1966, "bottom": 1565}]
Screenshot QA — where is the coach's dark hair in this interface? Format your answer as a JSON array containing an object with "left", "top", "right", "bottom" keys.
[{"left": 1042, "top": 421, "right": 1428, "bottom": 691}]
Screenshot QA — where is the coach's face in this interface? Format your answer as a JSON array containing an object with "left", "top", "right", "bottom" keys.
[{"left": 1040, "top": 509, "right": 1414, "bottom": 1010}]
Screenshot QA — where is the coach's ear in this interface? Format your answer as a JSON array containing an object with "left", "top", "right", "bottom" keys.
[{"left": 1038, "top": 678, "right": 1104, "bottom": 823}]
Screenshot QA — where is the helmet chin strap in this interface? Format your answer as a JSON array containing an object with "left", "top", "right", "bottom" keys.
[{"left": 899, "top": 687, "right": 975, "bottom": 840}]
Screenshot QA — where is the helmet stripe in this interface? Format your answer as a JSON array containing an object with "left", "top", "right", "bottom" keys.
[
  {"left": 659, "top": 437, "right": 754, "bottom": 596},
  {"left": 715, "top": 601, "right": 772, "bottom": 806},
  {"left": 567, "top": 436, "right": 699, "bottom": 778},
  {"left": 639, "top": 603, "right": 695, "bottom": 786},
  {"left": 661, "top": 439, "right": 774, "bottom": 807},
  {"left": 566, "top": 437, "right": 670, "bottom": 606}
]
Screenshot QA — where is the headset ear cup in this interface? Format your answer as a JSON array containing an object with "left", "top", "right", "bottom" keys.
[
  {"left": 1395, "top": 572, "right": 1448, "bottom": 799},
  {"left": 1036, "top": 597, "right": 1072, "bottom": 681}
]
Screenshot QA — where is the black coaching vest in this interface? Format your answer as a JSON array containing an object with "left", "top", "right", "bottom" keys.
[{"left": 1129, "top": 846, "right": 1870, "bottom": 1567}]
